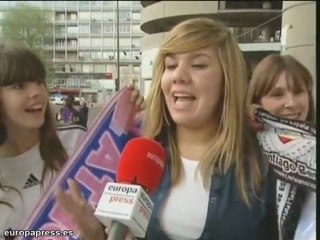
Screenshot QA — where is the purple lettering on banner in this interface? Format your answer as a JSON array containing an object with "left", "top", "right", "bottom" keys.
[
  {"left": 86, "top": 132, "right": 120, "bottom": 172},
  {"left": 75, "top": 167, "right": 113, "bottom": 205}
]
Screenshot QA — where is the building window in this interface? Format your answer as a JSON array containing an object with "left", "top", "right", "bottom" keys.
[
  {"left": 91, "top": 51, "right": 102, "bottom": 60},
  {"left": 103, "top": 38, "right": 114, "bottom": 47},
  {"left": 132, "top": 51, "right": 140, "bottom": 61},
  {"left": 91, "top": 1, "right": 102, "bottom": 7},
  {"left": 53, "top": 1, "right": 64, "bottom": 7},
  {"left": 55, "top": 52, "right": 65, "bottom": 60},
  {"left": 103, "top": 23, "right": 114, "bottom": 33},
  {"left": 79, "top": 38, "right": 90, "bottom": 46},
  {"left": 57, "top": 79, "right": 66, "bottom": 86},
  {"left": 119, "top": 11, "right": 130, "bottom": 20},
  {"left": 79, "top": 51, "right": 90, "bottom": 60},
  {"left": 103, "top": 11, "right": 114, "bottom": 21},
  {"left": 119, "top": 23, "right": 130, "bottom": 33},
  {"left": 120, "top": 66, "right": 129, "bottom": 73},
  {"left": 67, "top": 53, "right": 78, "bottom": 61},
  {"left": 103, "top": 1, "right": 114, "bottom": 7},
  {"left": 91, "top": 24, "right": 101, "bottom": 34},
  {"left": 56, "top": 65, "right": 66, "bottom": 72},
  {"left": 132, "top": 12, "right": 140, "bottom": 21},
  {"left": 119, "top": 38, "right": 130, "bottom": 47},
  {"left": 132, "top": 24, "right": 142, "bottom": 33},
  {"left": 132, "top": 38, "right": 140, "bottom": 48},
  {"left": 132, "top": 1, "right": 141, "bottom": 6},
  {"left": 79, "top": 11, "right": 90, "bottom": 20},
  {"left": 67, "top": 12, "right": 77, "bottom": 20},
  {"left": 94, "top": 64, "right": 105, "bottom": 72},
  {"left": 119, "top": 1, "right": 131, "bottom": 7},
  {"left": 66, "top": 1, "right": 77, "bottom": 8},
  {"left": 67, "top": 39, "right": 77, "bottom": 46},
  {"left": 91, "top": 38, "right": 102, "bottom": 46},
  {"left": 55, "top": 12, "right": 65, "bottom": 21},
  {"left": 66, "top": 64, "right": 74, "bottom": 72},
  {"left": 91, "top": 11, "right": 102, "bottom": 21},
  {"left": 79, "top": 1, "right": 89, "bottom": 8},
  {"left": 67, "top": 26, "right": 78, "bottom": 33},
  {"left": 79, "top": 24, "right": 90, "bottom": 33},
  {"left": 103, "top": 51, "right": 114, "bottom": 60},
  {"left": 83, "top": 64, "right": 94, "bottom": 73},
  {"left": 133, "top": 66, "right": 140, "bottom": 73},
  {"left": 56, "top": 39, "right": 65, "bottom": 46},
  {"left": 55, "top": 26, "right": 65, "bottom": 33},
  {"left": 120, "top": 51, "right": 130, "bottom": 60}
]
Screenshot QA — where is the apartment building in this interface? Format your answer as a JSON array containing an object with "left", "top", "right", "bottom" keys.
[
  {"left": 0, "top": 1, "right": 144, "bottom": 104},
  {"left": 139, "top": 1, "right": 284, "bottom": 96}
]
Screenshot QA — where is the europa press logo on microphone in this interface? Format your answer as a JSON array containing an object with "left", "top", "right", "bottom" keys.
[
  {"left": 108, "top": 185, "right": 139, "bottom": 205},
  {"left": 95, "top": 182, "right": 154, "bottom": 238},
  {"left": 147, "top": 152, "right": 164, "bottom": 169}
]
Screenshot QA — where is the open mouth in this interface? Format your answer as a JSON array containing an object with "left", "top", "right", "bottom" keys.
[
  {"left": 172, "top": 93, "right": 196, "bottom": 103},
  {"left": 282, "top": 113, "right": 301, "bottom": 120},
  {"left": 25, "top": 104, "right": 43, "bottom": 113}
]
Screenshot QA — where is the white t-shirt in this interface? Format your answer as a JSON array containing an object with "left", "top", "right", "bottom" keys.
[
  {"left": 0, "top": 125, "right": 86, "bottom": 237},
  {"left": 294, "top": 191, "right": 316, "bottom": 240},
  {"left": 160, "top": 157, "right": 210, "bottom": 240}
]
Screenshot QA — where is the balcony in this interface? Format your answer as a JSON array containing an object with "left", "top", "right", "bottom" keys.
[
  {"left": 66, "top": 45, "right": 78, "bottom": 51},
  {"left": 55, "top": 18, "right": 66, "bottom": 24},
  {"left": 78, "top": 45, "right": 90, "bottom": 50},
  {"left": 239, "top": 42, "right": 281, "bottom": 52},
  {"left": 230, "top": 24, "right": 281, "bottom": 52},
  {"left": 55, "top": 45, "right": 66, "bottom": 51},
  {"left": 90, "top": 45, "right": 102, "bottom": 50},
  {"left": 141, "top": 1, "right": 220, "bottom": 34},
  {"left": 55, "top": 32, "right": 66, "bottom": 38},
  {"left": 217, "top": 1, "right": 282, "bottom": 27},
  {"left": 140, "top": 1, "right": 282, "bottom": 34},
  {"left": 66, "top": 19, "right": 78, "bottom": 25},
  {"left": 66, "top": 32, "right": 78, "bottom": 38},
  {"left": 140, "top": 1, "right": 159, "bottom": 7},
  {"left": 219, "top": 1, "right": 282, "bottom": 10},
  {"left": 231, "top": 26, "right": 281, "bottom": 43}
]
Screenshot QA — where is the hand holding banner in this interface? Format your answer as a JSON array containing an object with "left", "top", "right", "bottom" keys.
[
  {"left": 255, "top": 108, "right": 316, "bottom": 191},
  {"left": 17, "top": 87, "right": 141, "bottom": 240}
]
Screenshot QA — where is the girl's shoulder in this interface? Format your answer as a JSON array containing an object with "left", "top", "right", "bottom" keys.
[
  {"left": 56, "top": 124, "right": 87, "bottom": 156},
  {"left": 57, "top": 124, "right": 87, "bottom": 132}
]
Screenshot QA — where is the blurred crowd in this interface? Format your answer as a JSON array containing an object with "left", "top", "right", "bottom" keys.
[{"left": 56, "top": 95, "right": 89, "bottom": 128}]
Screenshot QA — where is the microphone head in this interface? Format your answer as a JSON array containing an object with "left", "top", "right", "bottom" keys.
[{"left": 116, "top": 137, "right": 166, "bottom": 194}]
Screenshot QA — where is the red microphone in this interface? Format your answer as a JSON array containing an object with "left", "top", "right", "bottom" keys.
[
  {"left": 116, "top": 137, "right": 165, "bottom": 193},
  {"left": 94, "top": 137, "right": 166, "bottom": 239}
]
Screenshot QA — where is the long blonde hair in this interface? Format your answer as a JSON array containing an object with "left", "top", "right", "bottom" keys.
[
  {"left": 247, "top": 54, "right": 315, "bottom": 124},
  {"left": 0, "top": 40, "right": 68, "bottom": 207},
  {"left": 143, "top": 18, "right": 264, "bottom": 206}
]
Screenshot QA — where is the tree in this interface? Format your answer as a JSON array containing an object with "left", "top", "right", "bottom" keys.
[{"left": 0, "top": 3, "right": 54, "bottom": 83}]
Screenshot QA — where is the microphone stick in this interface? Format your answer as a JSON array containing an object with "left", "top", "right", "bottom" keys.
[{"left": 107, "top": 221, "right": 128, "bottom": 240}]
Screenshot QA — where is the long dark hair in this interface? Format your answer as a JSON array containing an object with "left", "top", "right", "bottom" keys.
[{"left": 0, "top": 40, "right": 68, "bottom": 207}]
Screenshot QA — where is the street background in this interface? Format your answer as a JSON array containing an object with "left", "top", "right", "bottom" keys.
[{"left": 53, "top": 104, "right": 103, "bottom": 128}]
